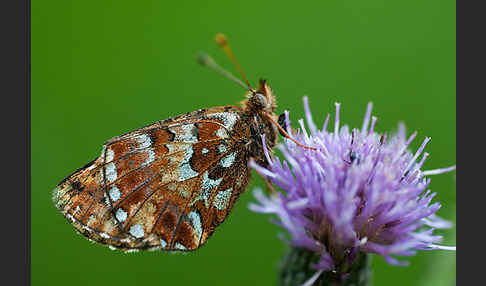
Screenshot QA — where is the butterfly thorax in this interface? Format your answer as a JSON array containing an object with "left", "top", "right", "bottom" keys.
[{"left": 241, "top": 80, "right": 278, "bottom": 167}]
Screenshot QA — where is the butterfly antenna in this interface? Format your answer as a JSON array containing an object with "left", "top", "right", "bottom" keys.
[
  {"left": 214, "top": 33, "right": 253, "bottom": 90},
  {"left": 197, "top": 52, "right": 250, "bottom": 91}
]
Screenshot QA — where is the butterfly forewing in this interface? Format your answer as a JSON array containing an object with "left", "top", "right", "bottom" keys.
[{"left": 54, "top": 105, "right": 254, "bottom": 251}]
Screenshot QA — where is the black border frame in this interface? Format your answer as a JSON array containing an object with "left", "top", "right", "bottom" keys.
[
  {"left": 3, "top": 0, "right": 483, "bottom": 284},
  {"left": 456, "top": 0, "right": 484, "bottom": 284},
  {"left": 1, "top": 0, "right": 30, "bottom": 284}
]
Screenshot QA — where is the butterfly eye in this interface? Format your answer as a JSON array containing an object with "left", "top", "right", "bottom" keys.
[{"left": 255, "top": 93, "right": 268, "bottom": 106}]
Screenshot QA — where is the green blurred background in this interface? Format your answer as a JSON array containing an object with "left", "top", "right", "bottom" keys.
[{"left": 32, "top": 0, "right": 455, "bottom": 285}]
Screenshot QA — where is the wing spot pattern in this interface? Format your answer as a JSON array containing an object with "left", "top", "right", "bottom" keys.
[
  {"left": 109, "top": 186, "right": 121, "bottom": 202},
  {"left": 202, "top": 171, "right": 222, "bottom": 190},
  {"left": 213, "top": 188, "right": 233, "bottom": 210},
  {"left": 177, "top": 145, "right": 198, "bottom": 182},
  {"left": 106, "top": 148, "right": 115, "bottom": 162},
  {"left": 220, "top": 153, "right": 236, "bottom": 168},
  {"left": 160, "top": 238, "right": 168, "bottom": 248},
  {"left": 136, "top": 134, "right": 152, "bottom": 148},
  {"left": 174, "top": 242, "right": 187, "bottom": 250},
  {"left": 188, "top": 211, "right": 203, "bottom": 243},
  {"left": 116, "top": 208, "right": 128, "bottom": 222},
  {"left": 207, "top": 112, "right": 238, "bottom": 130},
  {"left": 218, "top": 144, "right": 227, "bottom": 153},
  {"left": 129, "top": 224, "right": 145, "bottom": 238},
  {"left": 106, "top": 162, "right": 117, "bottom": 183}
]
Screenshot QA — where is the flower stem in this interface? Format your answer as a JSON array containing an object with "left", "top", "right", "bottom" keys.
[{"left": 278, "top": 247, "right": 372, "bottom": 286}]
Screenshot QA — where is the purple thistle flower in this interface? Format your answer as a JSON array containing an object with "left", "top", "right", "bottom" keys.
[{"left": 249, "top": 97, "right": 455, "bottom": 277}]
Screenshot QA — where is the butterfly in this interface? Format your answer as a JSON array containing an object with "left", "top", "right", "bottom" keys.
[{"left": 52, "top": 34, "right": 312, "bottom": 252}]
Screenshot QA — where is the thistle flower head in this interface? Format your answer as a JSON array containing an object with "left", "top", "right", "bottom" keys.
[{"left": 250, "top": 98, "right": 455, "bottom": 274}]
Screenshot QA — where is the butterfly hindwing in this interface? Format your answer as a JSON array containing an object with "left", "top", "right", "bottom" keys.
[{"left": 53, "top": 106, "right": 253, "bottom": 251}]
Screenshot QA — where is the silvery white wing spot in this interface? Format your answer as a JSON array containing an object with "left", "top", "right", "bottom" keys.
[{"left": 52, "top": 79, "right": 282, "bottom": 252}]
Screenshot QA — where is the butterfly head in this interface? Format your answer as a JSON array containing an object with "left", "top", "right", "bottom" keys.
[{"left": 246, "top": 79, "right": 276, "bottom": 115}]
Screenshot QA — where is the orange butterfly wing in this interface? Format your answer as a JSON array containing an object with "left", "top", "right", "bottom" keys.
[{"left": 53, "top": 106, "right": 254, "bottom": 251}]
